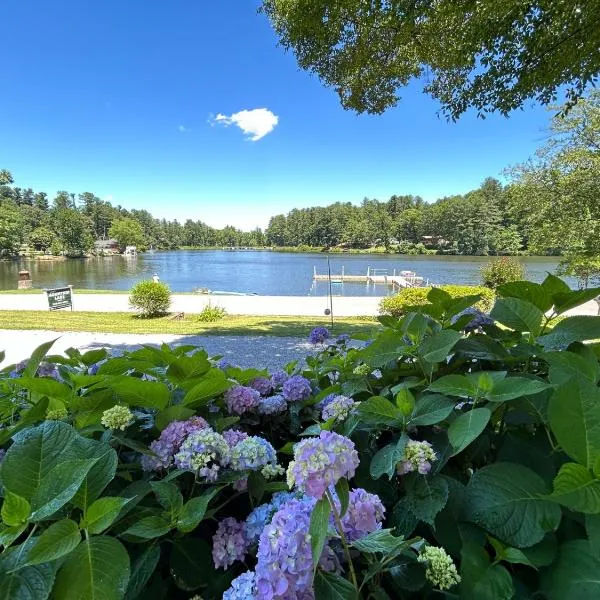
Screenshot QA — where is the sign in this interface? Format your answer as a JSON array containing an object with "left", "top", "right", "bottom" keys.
[{"left": 45, "top": 286, "right": 73, "bottom": 311}]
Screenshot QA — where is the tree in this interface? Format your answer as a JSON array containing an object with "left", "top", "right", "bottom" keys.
[
  {"left": 28, "top": 227, "right": 55, "bottom": 252},
  {"left": 53, "top": 208, "right": 94, "bottom": 257},
  {"left": 262, "top": 0, "right": 600, "bottom": 119},
  {"left": 0, "top": 169, "right": 13, "bottom": 185},
  {"left": 0, "top": 202, "right": 23, "bottom": 257},
  {"left": 109, "top": 217, "right": 146, "bottom": 250}
]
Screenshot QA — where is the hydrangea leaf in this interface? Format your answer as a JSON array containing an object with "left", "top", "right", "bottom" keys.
[
  {"left": 490, "top": 297, "right": 544, "bottom": 335},
  {"left": 548, "top": 463, "right": 600, "bottom": 514},
  {"left": 404, "top": 474, "right": 449, "bottom": 525},
  {"left": 314, "top": 570, "right": 358, "bottom": 600},
  {"left": 448, "top": 408, "right": 491, "bottom": 456},
  {"left": 24, "top": 519, "right": 81, "bottom": 566},
  {"left": 409, "top": 394, "right": 455, "bottom": 426},
  {"left": 309, "top": 497, "right": 331, "bottom": 571}
]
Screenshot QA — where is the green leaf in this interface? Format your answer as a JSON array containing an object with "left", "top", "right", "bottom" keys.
[
  {"left": 81, "top": 348, "right": 108, "bottom": 366},
  {"left": 310, "top": 497, "right": 331, "bottom": 571},
  {"left": 460, "top": 540, "right": 514, "bottom": 600},
  {"left": 394, "top": 387, "right": 415, "bottom": 416},
  {"left": 350, "top": 528, "right": 409, "bottom": 556},
  {"left": 151, "top": 481, "right": 183, "bottom": 522},
  {"left": 72, "top": 443, "right": 118, "bottom": 510},
  {"left": 182, "top": 369, "right": 232, "bottom": 408},
  {"left": 358, "top": 329, "right": 403, "bottom": 367},
  {"left": 391, "top": 497, "right": 419, "bottom": 538},
  {"left": 497, "top": 281, "right": 553, "bottom": 312},
  {"left": 553, "top": 287, "right": 600, "bottom": 315},
  {"left": 404, "top": 474, "right": 449, "bottom": 524},
  {"left": 1, "top": 492, "right": 30, "bottom": 527},
  {"left": 30, "top": 458, "right": 99, "bottom": 521},
  {"left": 548, "top": 377, "right": 600, "bottom": 469},
  {"left": 0, "top": 398, "right": 49, "bottom": 446},
  {"left": 539, "top": 316, "right": 600, "bottom": 350},
  {"left": 541, "top": 273, "right": 571, "bottom": 298},
  {"left": 124, "top": 516, "right": 171, "bottom": 539},
  {"left": 357, "top": 396, "right": 403, "bottom": 426},
  {"left": 542, "top": 540, "right": 600, "bottom": 600},
  {"left": 420, "top": 330, "right": 462, "bottom": 363},
  {"left": 370, "top": 436, "right": 406, "bottom": 480},
  {"left": 335, "top": 478, "right": 349, "bottom": 518},
  {"left": 454, "top": 336, "right": 509, "bottom": 361},
  {"left": 170, "top": 538, "right": 213, "bottom": 591},
  {"left": 0, "top": 548, "right": 55, "bottom": 600},
  {"left": 0, "top": 524, "right": 27, "bottom": 549},
  {"left": 109, "top": 376, "right": 170, "bottom": 410},
  {"left": 586, "top": 514, "right": 600, "bottom": 557},
  {"left": 464, "top": 462, "right": 561, "bottom": 547},
  {"left": 15, "top": 377, "right": 72, "bottom": 400},
  {"left": 490, "top": 297, "right": 543, "bottom": 335},
  {"left": 548, "top": 462, "right": 600, "bottom": 514},
  {"left": 155, "top": 406, "right": 195, "bottom": 431},
  {"left": 428, "top": 374, "right": 475, "bottom": 398},
  {"left": 25, "top": 519, "right": 81, "bottom": 566},
  {"left": 544, "top": 349, "right": 600, "bottom": 385},
  {"left": 448, "top": 408, "right": 491, "bottom": 456},
  {"left": 485, "top": 377, "right": 551, "bottom": 402},
  {"left": 125, "top": 545, "right": 161, "bottom": 600},
  {"left": 314, "top": 570, "right": 358, "bottom": 600},
  {"left": 177, "top": 488, "right": 220, "bottom": 533},
  {"left": 23, "top": 338, "right": 58, "bottom": 377},
  {"left": 409, "top": 394, "right": 455, "bottom": 426},
  {"left": 81, "top": 497, "right": 132, "bottom": 534},
  {"left": 54, "top": 536, "right": 130, "bottom": 600}
]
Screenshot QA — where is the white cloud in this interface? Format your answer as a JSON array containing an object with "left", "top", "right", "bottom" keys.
[
  {"left": 178, "top": 125, "right": 191, "bottom": 132},
  {"left": 212, "top": 108, "right": 279, "bottom": 141}
]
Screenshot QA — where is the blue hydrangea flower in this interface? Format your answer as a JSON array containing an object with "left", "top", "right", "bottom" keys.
[
  {"left": 87, "top": 362, "right": 100, "bottom": 375},
  {"left": 225, "top": 385, "right": 261, "bottom": 415},
  {"left": 212, "top": 517, "right": 249, "bottom": 569},
  {"left": 174, "top": 428, "right": 230, "bottom": 481},
  {"left": 141, "top": 416, "right": 209, "bottom": 471},
  {"left": 270, "top": 370, "right": 289, "bottom": 389},
  {"left": 452, "top": 307, "right": 494, "bottom": 331},
  {"left": 282, "top": 375, "right": 312, "bottom": 402},
  {"left": 287, "top": 431, "right": 359, "bottom": 499},
  {"left": 250, "top": 377, "right": 273, "bottom": 397},
  {"left": 224, "top": 571, "right": 258, "bottom": 600},
  {"left": 230, "top": 436, "right": 277, "bottom": 471},
  {"left": 223, "top": 429, "right": 249, "bottom": 447},
  {"left": 218, "top": 358, "right": 236, "bottom": 370},
  {"left": 309, "top": 326, "right": 330, "bottom": 344},
  {"left": 321, "top": 395, "right": 358, "bottom": 422},
  {"left": 244, "top": 492, "right": 298, "bottom": 543},
  {"left": 255, "top": 498, "right": 316, "bottom": 599},
  {"left": 341, "top": 488, "right": 385, "bottom": 541},
  {"left": 37, "top": 362, "right": 60, "bottom": 380},
  {"left": 257, "top": 394, "right": 287, "bottom": 416}
]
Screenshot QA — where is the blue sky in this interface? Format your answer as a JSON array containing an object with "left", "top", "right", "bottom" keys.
[{"left": 1, "top": 0, "right": 552, "bottom": 229}]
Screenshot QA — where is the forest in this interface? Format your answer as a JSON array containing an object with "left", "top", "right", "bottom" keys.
[{"left": 1, "top": 91, "right": 598, "bottom": 258}]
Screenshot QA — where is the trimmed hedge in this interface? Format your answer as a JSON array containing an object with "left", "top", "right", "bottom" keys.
[
  {"left": 128, "top": 280, "right": 171, "bottom": 317},
  {"left": 379, "top": 284, "right": 495, "bottom": 317}
]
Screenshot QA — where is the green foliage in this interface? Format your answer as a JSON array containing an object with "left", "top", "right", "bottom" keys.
[
  {"left": 481, "top": 256, "right": 526, "bottom": 289},
  {"left": 379, "top": 285, "right": 495, "bottom": 317},
  {"left": 0, "top": 202, "right": 23, "bottom": 257},
  {"left": 53, "top": 208, "right": 94, "bottom": 257},
  {"left": 557, "top": 254, "right": 600, "bottom": 289},
  {"left": 2, "top": 278, "right": 600, "bottom": 598},
  {"left": 196, "top": 303, "right": 227, "bottom": 323},
  {"left": 128, "top": 281, "right": 171, "bottom": 317},
  {"left": 109, "top": 217, "right": 146, "bottom": 250},
  {"left": 27, "top": 227, "right": 55, "bottom": 252},
  {"left": 262, "top": 1, "right": 599, "bottom": 119}
]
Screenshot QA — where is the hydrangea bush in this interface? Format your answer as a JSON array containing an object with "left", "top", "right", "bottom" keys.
[{"left": 1, "top": 277, "right": 600, "bottom": 598}]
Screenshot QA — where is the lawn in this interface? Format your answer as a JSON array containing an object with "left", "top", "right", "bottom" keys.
[{"left": 0, "top": 311, "right": 379, "bottom": 337}]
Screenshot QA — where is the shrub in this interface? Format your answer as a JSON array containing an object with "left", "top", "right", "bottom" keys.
[
  {"left": 556, "top": 254, "right": 600, "bottom": 289},
  {"left": 128, "top": 280, "right": 171, "bottom": 316},
  {"left": 379, "top": 284, "right": 495, "bottom": 317},
  {"left": 481, "top": 256, "right": 525, "bottom": 288},
  {"left": 197, "top": 303, "right": 227, "bottom": 322},
  {"left": 2, "top": 277, "right": 600, "bottom": 598}
]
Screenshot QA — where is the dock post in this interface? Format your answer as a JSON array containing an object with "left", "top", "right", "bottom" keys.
[
  {"left": 313, "top": 266, "right": 316, "bottom": 278},
  {"left": 367, "top": 266, "right": 370, "bottom": 277},
  {"left": 342, "top": 266, "right": 344, "bottom": 281}
]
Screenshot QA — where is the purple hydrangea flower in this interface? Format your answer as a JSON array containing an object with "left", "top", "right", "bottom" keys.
[
  {"left": 287, "top": 431, "right": 359, "bottom": 499},
  {"left": 87, "top": 363, "right": 100, "bottom": 375},
  {"left": 316, "top": 393, "right": 337, "bottom": 411},
  {"left": 230, "top": 436, "right": 277, "bottom": 471},
  {"left": 223, "top": 429, "right": 249, "bottom": 448},
  {"left": 224, "top": 571, "right": 257, "bottom": 600},
  {"left": 141, "top": 416, "right": 209, "bottom": 471},
  {"left": 174, "top": 428, "right": 230, "bottom": 481},
  {"left": 341, "top": 488, "right": 385, "bottom": 541},
  {"left": 212, "top": 517, "right": 249, "bottom": 569},
  {"left": 244, "top": 492, "right": 298, "bottom": 543},
  {"left": 37, "top": 362, "right": 60, "bottom": 380},
  {"left": 225, "top": 385, "right": 261, "bottom": 415},
  {"left": 270, "top": 370, "right": 289, "bottom": 389},
  {"left": 453, "top": 307, "right": 494, "bottom": 332},
  {"left": 255, "top": 498, "right": 316, "bottom": 599},
  {"left": 282, "top": 375, "right": 312, "bottom": 403},
  {"left": 397, "top": 439, "right": 437, "bottom": 475},
  {"left": 321, "top": 395, "right": 358, "bottom": 422},
  {"left": 8, "top": 360, "right": 27, "bottom": 378},
  {"left": 250, "top": 377, "right": 273, "bottom": 397},
  {"left": 257, "top": 395, "right": 287, "bottom": 416},
  {"left": 309, "top": 326, "right": 330, "bottom": 344},
  {"left": 233, "top": 477, "right": 248, "bottom": 492}
]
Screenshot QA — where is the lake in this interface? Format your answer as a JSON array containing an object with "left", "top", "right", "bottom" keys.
[{"left": 0, "top": 251, "right": 567, "bottom": 296}]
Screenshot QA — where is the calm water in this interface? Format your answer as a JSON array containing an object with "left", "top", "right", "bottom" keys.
[{"left": 0, "top": 251, "right": 567, "bottom": 296}]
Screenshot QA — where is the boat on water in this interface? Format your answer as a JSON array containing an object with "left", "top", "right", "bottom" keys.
[{"left": 194, "top": 288, "right": 257, "bottom": 296}]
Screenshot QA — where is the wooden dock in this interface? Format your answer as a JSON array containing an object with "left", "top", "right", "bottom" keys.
[{"left": 313, "top": 266, "right": 426, "bottom": 289}]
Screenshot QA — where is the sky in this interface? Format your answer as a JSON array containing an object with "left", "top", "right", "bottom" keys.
[{"left": 1, "top": 0, "right": 554, "bottom": 230}]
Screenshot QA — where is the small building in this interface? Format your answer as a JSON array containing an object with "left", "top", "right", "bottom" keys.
[
  {"left": 94, "top": 239, "right": 119, "bottom": 254},
  {"left": 124, "top": 245, "right": 137, "bottom": 256},
  {"left": 421, "top": 235, "right": 449, "bottom": 247}
]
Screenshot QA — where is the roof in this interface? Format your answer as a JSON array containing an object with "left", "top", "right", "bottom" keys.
[{"left": 94, "top": 239, "right": 119, "bottom": 248}]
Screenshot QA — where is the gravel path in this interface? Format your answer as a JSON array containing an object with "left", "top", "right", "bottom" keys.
[{"left": 0, "top": 330, "right": 316, "bottom": 371}]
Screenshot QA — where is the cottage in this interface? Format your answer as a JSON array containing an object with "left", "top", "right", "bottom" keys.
[{"left": 94, "top": 239, "right": 119, "bottom": 254}]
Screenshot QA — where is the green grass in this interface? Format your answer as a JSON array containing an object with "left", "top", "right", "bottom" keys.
[{"left": 0, "top": 311, "right": 378, "bottom": 337}]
